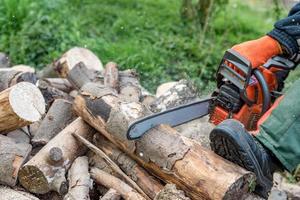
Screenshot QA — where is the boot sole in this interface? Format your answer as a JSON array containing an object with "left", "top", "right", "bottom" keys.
[{"left": 210, "top": 122, "right": 272, "bottom": 198}]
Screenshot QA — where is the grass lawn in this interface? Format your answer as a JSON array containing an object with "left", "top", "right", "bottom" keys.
[{"left": 0, "top": 0, "right": 287, "bottom": 92}]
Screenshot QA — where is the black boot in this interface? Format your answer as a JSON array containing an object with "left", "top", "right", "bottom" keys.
[{"left": 209, "top": 119, "right": 280, "bottom": 198}]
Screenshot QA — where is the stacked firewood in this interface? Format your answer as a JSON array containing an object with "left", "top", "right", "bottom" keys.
[{"left": 0, "top": 47, "right": 265, "bottom": 200}]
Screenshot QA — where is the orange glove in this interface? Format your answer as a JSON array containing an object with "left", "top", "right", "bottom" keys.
[{"left": 232, "top": 36, "right": 282, "bottom": 68}]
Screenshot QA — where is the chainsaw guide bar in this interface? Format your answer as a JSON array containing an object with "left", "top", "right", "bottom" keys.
[{"left": 127, "top": 98, "right": 212, "bottom": 140}]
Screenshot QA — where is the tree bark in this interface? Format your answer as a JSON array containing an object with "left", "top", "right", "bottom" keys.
[
  {"left": 103, "top": 62, "right": 119, "bottom": 92},
  {"left": 119, "top": 69, "right": 142, "bottom": 102},
  {"left": 0, "top": 69, "right": 37, "bottom": 92},
  {"left": 91, "top": 168, "right": 146, "bottom": 200},
  {"left": 37, "top": 79, "right": 73, "bottom": 110},
  {"left": 154, "top": 184, "right": 190, "bottom": 200},
  {"left": 150, "top": 80, "right": 198, "bottom": 113},
  {"left": 54, "top": 47, "right": 103, "bottom": 78},
  {"left": 7, "top": 128, "right": 31, "bottom": 144},
  {"left": 72, "top": 132, "right": 150, "bottom": 200},
  {"left": 73, "top": 90, "right": 254, "bottom": 200},
  {"left": 155, "top": 81, "right": 178, "bottom": 98},
  {"left": 64, "top": 156, "right": 91, "bottom": 200},
  {"left": 139, "top": 86, "right": 156, "bottom": 107},
  {"left": 67, "top": 62, "right": 103, "bottom": 90},
  {"left": 94, "top": 134, "right": 164, "bottom": 199},
  {"left": 36, "top": 64, "right": 57, "bottom": 79},
  {"left": 100, "top": 189, "right": 121, "bottom": 200},
  {"left": 154, "top": 81, "right": 214, "bottom": 148},
  {"left": 32, "top": 99, "right": 76, "bottom": 146},
  {"left": 0, "top": 135, "right": 32, "bottom": 186},
  {"left": 42, "top": 78, "right": 74, "bottom": 93},
  {"left": 18, "top": 118, "right": 95, "bottom": 195},
  {"left": 0, "top": 186, "right": 39, "bottom": 200},
  {"left": 0, "top": 82, "right": 45, "bottom": 133}
]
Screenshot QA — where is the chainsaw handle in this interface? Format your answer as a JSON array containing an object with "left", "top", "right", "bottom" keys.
[
  {"left": 253, "top": 69, "right": 271, "bottom": 115},
  {"left": 217, "top": 49, "right": 271, "bottom": 115}
]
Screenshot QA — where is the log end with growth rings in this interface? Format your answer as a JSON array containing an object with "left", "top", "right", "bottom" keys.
[
  {"left": 18, "top": 165, "right": 50, "bottom": 194},
  {"left": 9, "top": 82, "right": 45, "bottom": 122}
]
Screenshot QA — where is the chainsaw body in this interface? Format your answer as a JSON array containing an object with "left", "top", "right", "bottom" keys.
[
  {"left": 126, "top": 49, "right": 296, "bottom": 140},
  {"left": 209, "top": 49, "right": 295, "bottom": 131}
]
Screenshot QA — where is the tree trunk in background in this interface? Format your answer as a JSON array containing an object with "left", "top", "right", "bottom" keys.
[
  {"left": 196, "top": 0, "right": 211, "bottom": 28},
  {"left": 180, "top": 0, "right": 196, "bottom": 24}
]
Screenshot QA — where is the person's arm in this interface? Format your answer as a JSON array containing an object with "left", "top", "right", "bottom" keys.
[{"left": 268, "top": 3, "right": 300, "bottom": 62}]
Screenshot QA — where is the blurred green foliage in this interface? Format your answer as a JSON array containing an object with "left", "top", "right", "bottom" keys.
[{"left": 0, "top": 0, "right": 284, "bottom": 92}]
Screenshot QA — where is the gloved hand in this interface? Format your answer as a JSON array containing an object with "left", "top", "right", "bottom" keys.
[{"left": 232, "top": 36, "right": 282, "bottom": 68}]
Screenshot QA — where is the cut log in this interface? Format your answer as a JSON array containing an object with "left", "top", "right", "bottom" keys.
[
  {"left": 32, "top": 99, "right": 76, "bottom": 146},
  {"left": 72, "top": 132, "right": 150, "bottom": 200},
  {"left": 69, "top": 89, "right": 79, "bottom": 98},
  {"left": 0, "top": 69, "right": 37, "bottom": 92},
  {"left": 0, "top": 52, "right": 10, "bottom": 68},
  {"left": 0, "top": 65, "right": 35, "bottom": 73},
  {"left": 174, "top": 116, "right": 215, "bottom": 149},
  {"left": 154, "top": 184, "right": 190, "bottom": 200},
  {"left": 18, "top": 118, "right": 95, "bottom": 194},
  {"left": 11, "top": 65, "right": 35, "bottom": 73},
  {"left": 101, "top": 189, "right": 121, "bottom": 200},
  {"left": 7, "top": 128, "right": 31, "bottom": 144},
  {"left": 94, "top": 134, "right": 164, "bottom": 199},
  {"left": 139, "top": 86, "right": 156, "bottom": 107},
  {"left": 0, "top": 135, "right": 32, "bottom": 186},
  {"left": 73, "top": 91, "right": 254, "bottom": 200},
  {"left": 156, "top": 81, "right": 178, "bottom": 98},
  {"left": 43, "top": 78, "right": 74, "bottom": 93},
  {"left": 119, "top": 69, "right": 142, "bottom": 102},
  {"left": 103, "top": 62, "right": 119, "bottom": 92},
  {"left": 0, "top": 186, "right": 39, "bottom": 200},
  {"left": 0, "top": 82, "right": 45, "bottom": 133},
  {"left": 36, "top": 64, "right": 57, "bottom": 79},
  {"left": 270, "top": 172, "right": 300, "bottom": 199},
  {"left": 54, "top": 47, "right": 103, "bottom": 78},
  {"left": 150, "top": 79, "right": 198, "bottom": 113},
  {"left": 67, "top": 62, "right": 102, "bottom": 89},
  {"left": 64, "top": 156, "right": 91, "bottom": 200},
  {"left": 29, "top": 121, "right": 41, "bottom": 137},
  {"left": 37, "top": 79, "right": 73, "bottom": 110},
  {"left": 91, "top": 168, "right": 146, "bottom": 200}
]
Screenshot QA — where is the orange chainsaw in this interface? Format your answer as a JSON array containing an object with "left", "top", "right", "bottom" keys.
[{"left": 127, "top": 49, "right": 296, "bottom": 140}]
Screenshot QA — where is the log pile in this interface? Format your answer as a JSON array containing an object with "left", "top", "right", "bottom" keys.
[{"left": 0, "top": 47, "right": 275, "bottom": 200}]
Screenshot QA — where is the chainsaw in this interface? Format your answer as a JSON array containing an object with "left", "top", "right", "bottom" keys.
[{"left": 127, "top": 49, "right": 296, "bottom": 140}]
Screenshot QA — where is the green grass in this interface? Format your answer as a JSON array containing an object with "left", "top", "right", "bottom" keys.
[{"left": 0, "top": 0, "right": 284, "bottom": 92}]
